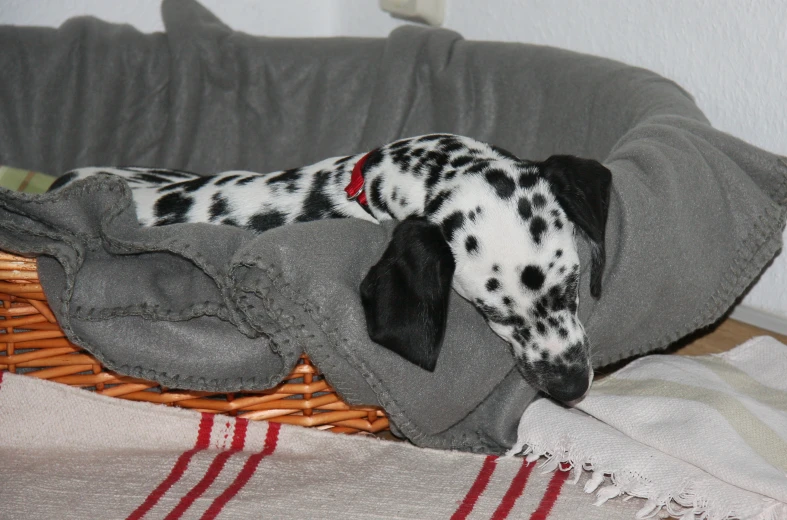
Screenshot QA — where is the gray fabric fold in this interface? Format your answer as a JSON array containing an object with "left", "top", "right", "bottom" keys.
[{"left": 0, "top": 0, "right": 785, "bottom": 452}]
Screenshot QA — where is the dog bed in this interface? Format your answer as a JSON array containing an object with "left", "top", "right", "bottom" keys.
[{"left": 0, "top": 0, "right": 785, "bottom": 454}]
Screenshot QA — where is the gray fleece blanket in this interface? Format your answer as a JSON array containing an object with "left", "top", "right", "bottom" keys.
[{"left": 0, "top": 0, "right": 785, "bottom": 453}]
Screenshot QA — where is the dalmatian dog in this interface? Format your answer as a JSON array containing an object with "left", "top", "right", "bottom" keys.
[{"left": 49, "top": 134, "right": 611, "bottom": 402}]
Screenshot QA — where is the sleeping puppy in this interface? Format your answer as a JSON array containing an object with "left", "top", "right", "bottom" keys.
[{"left": 50, "top": 134, "right": 612, "bottom": 402}]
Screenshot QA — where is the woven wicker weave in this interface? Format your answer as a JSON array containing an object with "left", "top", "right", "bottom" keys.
[{"left": 0, "top": 252, "right": 388, "bottom": 434}]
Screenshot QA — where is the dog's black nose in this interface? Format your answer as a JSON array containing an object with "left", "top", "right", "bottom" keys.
[{"left": 544, "top": 366, "right": 592, "bottom": 402}]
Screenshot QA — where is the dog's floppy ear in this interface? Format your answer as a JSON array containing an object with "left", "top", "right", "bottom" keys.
[
  {"left": 542, "top": 155, "right": 612, "bottom": 298},
  {"left": 360, "top": 216, "right": 455, "bottom": 371}
]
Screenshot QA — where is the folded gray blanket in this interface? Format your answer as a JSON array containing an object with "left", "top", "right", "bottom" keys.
[{"left": 0, "top": 0, "right": 785, "bottom": 453}]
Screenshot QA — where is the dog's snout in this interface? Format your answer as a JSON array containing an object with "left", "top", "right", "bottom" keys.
[{"left": 544, "top": 365, "right": 592, "bottom": 402}]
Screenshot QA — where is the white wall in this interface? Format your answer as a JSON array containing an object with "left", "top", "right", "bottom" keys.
[{"left": 2, "top": 0, "right": 786, "bottom": 320}]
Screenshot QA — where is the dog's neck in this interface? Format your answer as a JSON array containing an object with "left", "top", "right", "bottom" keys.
[{"left": 337, "top": 159, "right": 448, "bottom": 224}]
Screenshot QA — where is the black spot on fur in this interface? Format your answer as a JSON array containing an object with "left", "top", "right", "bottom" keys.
[
  {"left": 561, "top": 343, "right": 586, "bottom": 365},
  {"left": 425, "top": 150, "right": 449, "bottom": 168},
  {"left": 156, "top": 183, "right": 179, "bottom": 193},
  {"left": 214, "top": 174, "right": 241, "bottom": 186},
  {"left": 426, "top": 163, "right": 443, "bottom": 190},
  {"left": 521, "top": 265, "right": 545, "bottom": 291},
  {"left": 441, "top": 140, "right": 465, "bottom": 153},
  {"left": 154, "top": 192, "right": 193, "bottom": 225},
  {"left": 177, "top": 177, "right": 211, "bottom": 192},
  {"left": 465, "top": 235, "right": 479, "bottom": 254},
  {"left": 155, "top": 175, "right": 211, "bottom": 193},
  {"left": 484, "top": 169, "right": 516, "bottom": 198},
  {"left": 532, "top": 193, "right": 547, "bottom": 208},
  {"left": 492, "top": 264, "right": 500, "bottom": 272},
  {"left": 519, "top": 173, "right": 538, "bottom": 189},
  {"left": 518, "top": 197, "right": 533, "bottom": 220},
  {"left": 567, "top": 267, "right": 579, "bottom": 286},
  {"left": 363, "top": 149, "right": 384, "bottom": 172},
  {"left": 530, "top": 216, "right": 548, "bottom": 244},
  {"left": 441, "top": 211, "right": 465, "bottom": 242},
  {"left": 468, "top": 210, "right": 476, "bottom": 222},
  {"left": 208, "top": 193, "right": 230, "bottom": 221},
  {"left": 490, "top": 145, "right": 520, "bottom": 161},
  {"left": 486, "top": 278, "right": 500, "bottom": 292},
  {"left": 48, "top": 172, "right": 77, "bottom": 191},
  {"left": 558, "top": 327, "right": 569, "bottom": 339},
  {"left": 222, "top": 217, "right": 239, "bottom": 227},
  {"left": 536, "top": 321, "right": 547, "bottom": 335},
  {"left": 502, "top": 296, "right": 512, "bottom": 306},
  {"left": 411, "top": 159, "right": 427, "bottom": 175},
  {"left": 368, "top": 176, "right": 389, "bottom": 214},
  {"left": 334, "top": 155, "right": 354, "bottom": 165},
  {"left": 541, "top": 291, "right": 559, "bottom": 312},
  {"left": 391, "top": 149, "right": 412, "bottom": 171},
  {"left": 390, "top": 139, "right": 412, "bottom": 150},
  {"left": 236, "top": 176, "right": 258, "bottom": 186},
  {"left": 450, "top": 155, "right": 473, "bottom": 169},
  {"left": 466, "top": 160, "right": 491, "bottom": 175},
  {"left": 445, "top": 170, "right": 457, "bottom": 180},
  {"left": 556, "top": 273, "right": 577, "bottom": 314},
  {"left": 134, "top": 173, "right": 174, "bottom": 185},
  {"left": 513, "top": 326, "right": 531, "bottom": 343},
  {"left": 554, "top": 219, "right": 563, "bottom": 230},
  {"left": 476, "top": 301, "right": 525, "bottom": 327},
  {"left": 247, "top": 210, "right": 287, "bottom": 233},
  {"left": 296, "top": 170, "right": 336, "bottom": 222},
  {"left": 144, "top": 169, "right": 194, "bottom": 178},
  {"left": 266, "top": 168, "right": 302, "bottom": 192},
  {"left": 556, "top": 249, "right": 563, "bottom": 258},
  {"left": 425, "top": 189, "right": 454, "bottom": 215},
  {"left": 509, "top": 315, "right": 526, "bottom": 327},
  {"left": 419, "top": 134, "right": 453, "bottom": 142}
]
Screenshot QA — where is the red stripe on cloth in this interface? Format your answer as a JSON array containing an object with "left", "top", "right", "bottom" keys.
[
  {"left": 0, "top": 370, "right": 4, "bottom": 390},
  {"left": 200, "top": 422, "right": 281, "bottom": 520},
  {"left": 126, "top": 413, "right": 214, "bottom": 520},
  {"left": 529, "top": 469, "right": 570, "bottom": 520},
  {"left": 163, "top": 419, "right": 249, "bottom": 520},
  {"left": 450, "top": 455, "right": 498, "bottom": 520},
  {"left": 490, "top": 459, "right": 537, "bottom": 520},
  {"left": 230, "top": 419, "right": 248, "bottom": 451}
]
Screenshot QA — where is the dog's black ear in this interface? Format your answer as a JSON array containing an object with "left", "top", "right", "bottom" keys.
[
  {"left": 543, "top": 155, "right": 612, "bottom": 298},
  {"left": 360, "top": 216, "right": 455, "bottom": 371}
]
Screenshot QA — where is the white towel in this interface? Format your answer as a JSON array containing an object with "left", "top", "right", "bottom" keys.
[{"left": 508, "top": 336, "right": 787, "bottom": 520}]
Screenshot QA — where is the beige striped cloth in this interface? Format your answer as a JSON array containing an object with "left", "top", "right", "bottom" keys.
[
  {"left": 509, "top": 336, "right": 787, "bottom": 520},
  {"left": 0, "top": 371, "right": 647, "bottom": 520}
]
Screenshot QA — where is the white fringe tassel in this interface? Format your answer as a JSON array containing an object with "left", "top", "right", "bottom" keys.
[{"left": 510, "top": 443, "right": 786, "bottom": 520}]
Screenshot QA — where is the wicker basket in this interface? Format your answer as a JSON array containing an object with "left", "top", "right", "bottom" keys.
[{"left": 0, "top": 252, "right": 388, "bottom": 434}]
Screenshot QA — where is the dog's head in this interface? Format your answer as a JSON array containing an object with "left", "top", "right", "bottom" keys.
[{"left": 360, "top": 154, "right": 612, "bottom": 402}]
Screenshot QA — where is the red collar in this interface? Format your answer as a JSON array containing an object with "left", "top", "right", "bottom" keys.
[{"left": 344, "top": 152, "right": 372, "bottom": 207}]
